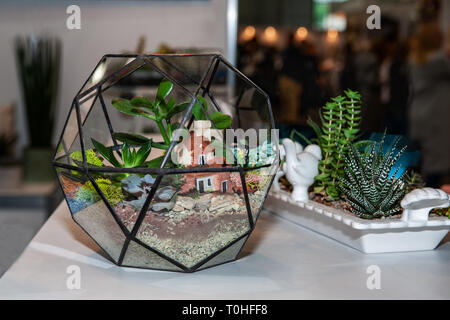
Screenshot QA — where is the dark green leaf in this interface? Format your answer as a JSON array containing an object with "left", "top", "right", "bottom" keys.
[
  {"left": 112, "top": 98, "right": 155, "bottom": 119},
  {"left": 113, "top": 132, "right": 150, "bottom": 146},
  {"left": 290, "top": 129, "right": 312, "bottom": 145},
  {"left": 147, "top": 155, "right": 165, "bottom": 168},
  {"left": 91, "top": 138, "right": 121, "bottom": 168},
  {"left": 209, "top": 112, "right": 231, "bottom": 129},
  {"left": 130, "top": 96, "right": 154, "bottom": 110},
  {"left": 121, "top": 142, "right": 133, "bottom": 167},
  {"left": 134, "top": 140, "right": 152, "bottom": 167},
  {"left": 166, "top": 102, "right": 189, "bottom": 119},
  {"left": 192, "top": 95, "right": 208, "bottom": 121},
  {"left": 157, "top": 79, "right": 173, "bottom": 101},
  {"left": 166, "top": 97, "right": 175, "bottom": 110}
]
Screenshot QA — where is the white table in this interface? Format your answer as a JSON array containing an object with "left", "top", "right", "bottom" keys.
[{"left": 0, "top": 202, "right": 448, "bottom": 299}]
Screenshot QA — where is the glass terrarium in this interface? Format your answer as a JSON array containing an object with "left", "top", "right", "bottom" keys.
[{"left": 52, "top": 54, "right": 279, "bottom": 272}]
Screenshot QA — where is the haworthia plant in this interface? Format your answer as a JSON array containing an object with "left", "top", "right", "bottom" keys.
[{"left": 338, "top": 135, "right": 407, "bottom": 219}]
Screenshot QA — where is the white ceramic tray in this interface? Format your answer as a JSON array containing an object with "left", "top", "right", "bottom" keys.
[{"left": 264, "top": 190, "right": 450, "bottom": 253}]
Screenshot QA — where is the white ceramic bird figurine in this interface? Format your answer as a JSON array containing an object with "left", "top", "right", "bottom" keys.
[
  {"left": 282, "top": 138, "right": 322, "bottom": 201},
  {"left": 272, "top": 141, "right": 303, "bottom": 192}
]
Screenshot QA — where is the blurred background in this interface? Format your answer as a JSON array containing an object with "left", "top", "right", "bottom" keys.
[{"left": 0, "top": 0, "right": 449, "bottom": 275}]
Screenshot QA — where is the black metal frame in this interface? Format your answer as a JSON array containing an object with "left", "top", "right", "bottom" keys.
[{"left": 52, "top": 53, "right": 278, "bottom": 272}]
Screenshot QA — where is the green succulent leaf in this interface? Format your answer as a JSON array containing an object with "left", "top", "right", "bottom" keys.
[
  {"left": 121, "top": 142, "right": 132, "bottom": 167},
  {"left": 166, "top": 102, "right": 189, "bottom": 119},
  {"left": 130, "top": 96, "right": 154, "bottom": 110},
  {"left": 134, "top": 140, "right": 152, "bottom": 167},
  {"left": 325, "top": 185, "right": 340, "bottom": 200},
  {"left": 166, "top": 97, "right": 176, "bottom": 111},
  {"left": 112, "top": 98, "right": 155, "bottom": 120},
  {"left": 209, "top": 112, "right": 231, "bottom": 129},
  {"left": 192, "top": 95, "right": 209, "bottom": 121},
  {"left": 147, "top": 155, "right": 165, "bottom": 168},
  {"left": 91, "top": 138, "right": 121, "bottom": 168},
  {"left": 156, "top": 79, "right": 173, "bottom": 102},
  {"left": 113, "top": 132, "right": 150, "bottom": 146},
  {"left": 314, "top": 186, "right": 325, "bottom": 193}
]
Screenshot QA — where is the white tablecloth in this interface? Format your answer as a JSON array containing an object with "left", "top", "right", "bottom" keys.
[{"left": 0, "top": 202, "right": 448, "bottom": 299}]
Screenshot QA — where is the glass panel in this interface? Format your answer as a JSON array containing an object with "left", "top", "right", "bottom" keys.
[
  {"left": 246, "top": 166, "right": 278, "bottom": 221},
  {"left": 78, "top": 90, "right": 99, "bottom": 125},
  {"left": 122, "top": 240, "right": 183, "bottom": 271},
  {"left": 55, "top": 167, "right": 127, "bottom": 263},
  {"left": 79, "top": 93, "right": 115, "bottom": 155},
  {"left": 135, "top": 172, "right": 250, "bottom": 269},
  {"left": 196, "top": 236, "right": 248, "bottom": 271},
  {"left": 78, "top": 56, "right": 144, "bottom": 97},
  {"left": 72, "top": 199, "right": 126, "bottom": 263},
  {"left": 54, "top": 104, "right": 82, "bottom": 165},
  {"left": 55, "top": 166, "right": 92, "bottom": 215},
  {"left": 203, "top": 59, "right": 274, "bottom": 131},
  {"left": 151, "top": 55, "right": 216, "bottom": 92}
]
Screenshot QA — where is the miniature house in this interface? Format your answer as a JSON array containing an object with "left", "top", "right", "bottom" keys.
[{"left": 175, "top": 120, "right": 242, "bottom": 194}]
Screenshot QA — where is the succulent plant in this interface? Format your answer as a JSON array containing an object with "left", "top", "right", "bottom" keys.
[
  {"left": 91, "top": 138, "right": 152, "bottom": 169},
  {"left": 292, "top": 89, "right": 368, "bottom": 200},
  {"left": 405, "top": 170, "right": 426, "bottom": 193},
  {"left": 338, "top": 136, "right": 407, "bottom": 219}
]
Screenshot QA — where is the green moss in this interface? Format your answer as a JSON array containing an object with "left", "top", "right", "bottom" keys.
[
  {"left": 74, "top": 186, "right": 96, "bottom": 204},
  {"left": 70, "top": 149, "right": 103, "bottom": 167},
  {"left": 83, "top": 178, "right": 124, "bottom": 206}
]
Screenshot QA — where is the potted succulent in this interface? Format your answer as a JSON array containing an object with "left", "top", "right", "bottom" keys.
[
  {"left": 267, "top": 90, "right": 450, "bottom": 253},
  {"left": 52, "top": 54, "right": 279, "bottom": 272},
  {"left": 15, "top": 35, "right": 61, "bottom": 182}
]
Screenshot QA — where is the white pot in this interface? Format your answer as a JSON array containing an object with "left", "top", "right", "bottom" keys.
[{"left": 265, "top": 190, "right": 450, "bottom": 253}]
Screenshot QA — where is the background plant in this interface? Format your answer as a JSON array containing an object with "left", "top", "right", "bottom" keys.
[
  {"left": 15, "top": 35, "right": 61, "bottom": 148},
  {"left": 293, "top": 89, "right": 365, "bottom": 200},
  {"left": 338, "top": 136, "right": 407, "bottom": 219}
]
